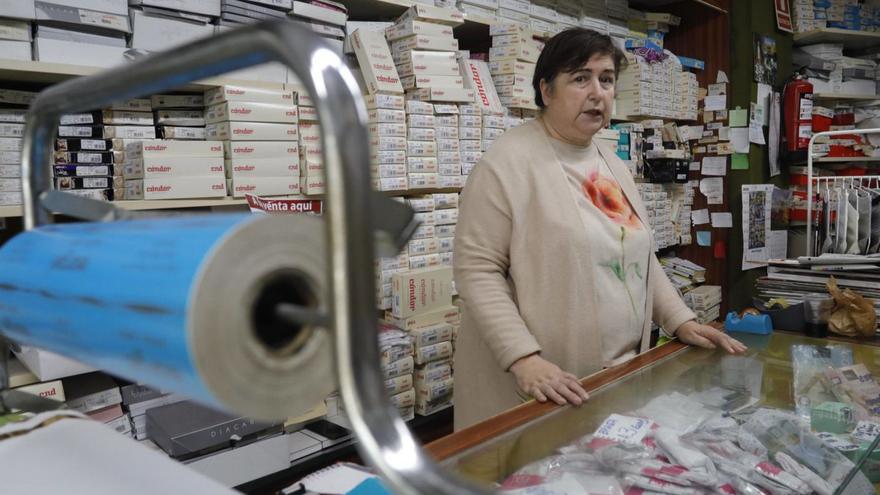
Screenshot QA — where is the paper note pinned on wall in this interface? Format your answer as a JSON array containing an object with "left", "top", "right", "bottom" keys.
[
  {"left": 711, "top": 212, "right": 733, "bottom": 228},
  {"left": 730, "top": 127, "right": 749, "bottom": 153},
  {"left": 702, "top": 156, "right": 727, "bottom": 176},
  {"left": 757, "top": 83, "right": 772, "bottom": 125},
  {"left": 697, "top": 231, "right": 712, "bottom": 246},
  {"left": 732, "top": 153, "right": 749, "bottom": 170},
  {"left": 692, "top": 209, "right": 710, "bottom": 225},
  {"left": 749, "top": 122, "right": 766, "bottom": 145},
  {"left": 708, "top": 83, "right": 726, "bottom": 95},
  {"left": 689, "top": 161, "right": 701, "bottom": 171},
  {"left": 729, "top": 108, "right": 748, "bottom": 127},
  {"left": 704, "top": 95, "right": 727, "bottom": 111},
  {"left": 717, "top": 70, "right": 729, "bottom": 83},
  {"left": 700, "top": 178, "right": 724, "bottom": 205},
  {"left": 718, "top": 126, "right": 730, "bottom": 141},
  {"left": 715, "top": 109, "right": 728, "bottom": 121}
]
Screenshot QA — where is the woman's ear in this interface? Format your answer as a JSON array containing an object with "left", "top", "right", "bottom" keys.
[{"left": 539, "top": 78, "right": 553, "bottom": 107}]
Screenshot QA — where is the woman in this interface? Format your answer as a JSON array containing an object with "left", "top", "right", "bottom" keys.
[{"left": 452, "top": 28, "right": 746, "bottom": 431}]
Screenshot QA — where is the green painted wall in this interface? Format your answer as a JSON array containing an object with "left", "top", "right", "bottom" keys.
[{"left": 728, "top": 0, "right": 793, "bottom": 309}]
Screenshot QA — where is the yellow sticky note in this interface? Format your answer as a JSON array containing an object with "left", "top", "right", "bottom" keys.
[
  {"left": 732, "top": 153, "right": 749, "bottom": 170},
  {"left": 729, "top": 108, "right": 748, "bottom": 127}
]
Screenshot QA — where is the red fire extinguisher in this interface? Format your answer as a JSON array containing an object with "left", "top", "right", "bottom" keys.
[{"left": 783, "top": 74, "right": 814, "bottom": 152}]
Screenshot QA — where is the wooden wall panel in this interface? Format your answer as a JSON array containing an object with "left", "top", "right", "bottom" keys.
[{"left": 647, "top": 0, "right": 732, "bottom": 315}]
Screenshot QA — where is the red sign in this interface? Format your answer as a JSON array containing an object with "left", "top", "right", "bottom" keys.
[
  {"left": 775, "top": 0, "right": 793, "bottom": 33},
  {"left": 245, "top": 193, "right": 322, "bottom": 215}
]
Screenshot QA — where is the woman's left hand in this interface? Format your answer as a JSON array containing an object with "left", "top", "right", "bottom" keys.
[{"left": 675, "top": 320, "right": 748, "bottom": 354}]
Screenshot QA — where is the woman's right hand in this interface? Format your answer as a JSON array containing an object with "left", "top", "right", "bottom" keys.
[{"left": 509, "top": 353, "right": 590, "bottom": 406}]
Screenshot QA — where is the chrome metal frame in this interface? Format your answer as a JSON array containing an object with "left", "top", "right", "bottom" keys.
[
  {"left": 20, "top": 21, "right": 486, "bottom": 495},
  {"left": 805, "top": 127, "right": 880, "bottom": 256}
]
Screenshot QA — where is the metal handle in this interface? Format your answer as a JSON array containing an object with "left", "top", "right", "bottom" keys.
[{"left": 21, "top": 21, "right": 486, "bottom": 495}]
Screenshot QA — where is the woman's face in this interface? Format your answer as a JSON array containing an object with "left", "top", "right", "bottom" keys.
[{"left": 540, "top": 54, "right": 616, "bottom": 146}]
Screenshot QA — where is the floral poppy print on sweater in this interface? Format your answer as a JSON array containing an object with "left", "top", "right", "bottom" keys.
[{"left": 582, "top": 171, "right": 642, "bottom": 230}]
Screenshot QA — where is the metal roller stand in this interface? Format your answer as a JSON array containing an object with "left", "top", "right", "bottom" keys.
[{"left": 11, "top": 21, "right": 487, "bottom": 495}]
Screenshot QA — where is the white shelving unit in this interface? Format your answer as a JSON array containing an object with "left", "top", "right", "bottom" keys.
[
  {"left": 812, "top": 156, "right": 880, "bottom": 163},
  {"left": 794, "top": 28, "right": 880, "bottom": 50},
  {"left": 813, "top": 93, "right": 880, "bottom": 102},
  {"left": 806, "top": 128, "right": 880, "bottom": 255}
]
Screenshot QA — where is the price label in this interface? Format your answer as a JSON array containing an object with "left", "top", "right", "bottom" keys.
[{"left": 594, "top": 414, "right": 653, "bottom": 444}]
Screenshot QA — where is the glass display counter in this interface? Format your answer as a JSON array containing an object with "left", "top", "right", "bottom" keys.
[{"left": 427, "top": 332, "right": 880, "bottom": 493}]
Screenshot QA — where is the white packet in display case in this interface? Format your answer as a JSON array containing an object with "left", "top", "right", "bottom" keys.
[{"left": 791, "top": 345, "right": 854, "bottom": 422}]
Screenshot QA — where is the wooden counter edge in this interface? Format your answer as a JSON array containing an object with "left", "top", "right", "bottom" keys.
[{"left": 425, "top": 339, "right": 689, "bottom": 461}]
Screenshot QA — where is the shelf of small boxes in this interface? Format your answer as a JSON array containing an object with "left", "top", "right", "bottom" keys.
[{"left": 790, "top": 0, "right": 880, "bottom": 49}]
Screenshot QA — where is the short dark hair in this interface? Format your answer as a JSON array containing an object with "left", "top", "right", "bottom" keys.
[{"left": 532, "top": 28, "right": 627, "bottom": 108}]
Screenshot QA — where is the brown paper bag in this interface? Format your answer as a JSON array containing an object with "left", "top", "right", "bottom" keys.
[{"left": 827, "top": 277, "right": 877, "bottom": 337}]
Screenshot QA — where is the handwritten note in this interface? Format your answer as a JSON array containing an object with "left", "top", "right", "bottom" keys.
[
  {"left": 711, "top": 212, "right": 733, "bottom": 228},
  {"left": 731, "top": 127, "right": 749, "bottom": 153},
  {"left": 702, "top": 156, "right": 727, "bottom": 176},
  {"left": 700, "top": 178, "right": 725, "bottom": 205},
  {"left": 704, "top": 95, "right": 727, "bottom": 111},
  {"left": 749, "top": 122, "right": 766, "bottom": 145},
  {"left": 692, "top": 208, "right": 711, "bottom": 225},
  {"left": 594, "top": 414, "right": 654, "bottom": 444}
]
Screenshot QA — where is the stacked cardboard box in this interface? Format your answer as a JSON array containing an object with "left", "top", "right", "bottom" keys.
[
  {"left": 457, "top": 0, "right": 497, "bottom": 22},
  {"left": 120, "top": 383, "right": 187, "bottom": 441},
  {"left": 292, "top": 91, "right": 325, "bottom": 196},
  {"left": 219, "top": 0, "right": 291, "bottom": 26},
  {"left": 379, "top": 325, "right": 416, "bottom": 421},
  {"left": 528, "top": 0, "right": 557, "bottom": 34},
  {"left": 350, "top": 28, "right": 407, "bottom": 192},
  {"left": 63, "top": 372, "right": 130, "bottom": 437},
  {"left": 660, "top": 256, "right": 706, "bottom": 296},
  {"left": 388, "top": 266, "right": 458, "bottom": 416},
  {"left": 683, "top": 284, "right": 722, "bottom": 325},
  {"left": 205, "top": 84, "right": 299, "bottom": 198},
  {"left": 433, "top": 103, "right": 463, "bottom": 189},
  {"left": 637, "top": 182, "right": 675, "bottom": 250},
  {"left": 0, "top": 2, "right": 34, "bottom": 61},
  {"left": 55, "top": 99, "right": 156, "bottom": 202},
  {"left": 367, "top": 94, "right": 408, "bottom": 192},
  {"left": 129, "top": 3, "right": 216, "bottom": 54},
  {"left": 33, "top": 0, "right": 130, "bottom": 68},
  {"left": 289, "top": 0, "right": 348, "bottom": 56},
  {"left": 124, "top": 140, "right": 226, "bottom": 200},
  {"left": 0, "top": 89, "right": 33, "bottom": 206},
  {"left": 616, "top": 52, "right": 697, "bottom": 121},
  {"left": 792, "top": 0, "right": 818, "bottom": 33},
  {"left": 497, "top": 0, "right": 531, "bottom": 27},
  {"left": 153, "top": 93, "right": 207, "bottom": 142},
  {"left": 376, "top": 252, "right": 409, "bottom": 310},
  {"left": 489, "top": 24, "right": 543, "bottom": 111},
  {"left": 457, "top": 104, "right": 482, "bottom": 180},
  {"left": 404, "top": 99, "right": 438, "bottom": 191},
  {"left": 391, "top": 6, "right": 474, "bottom": 106},
  {"left": 554, "top": 0, "right": 580, "bottom": 29},
  {"left": 406, "top": 193, "right": 458, "bottom": 270}
]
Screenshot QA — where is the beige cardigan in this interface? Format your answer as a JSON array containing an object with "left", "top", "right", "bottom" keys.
[{"left": 452, "top": 119, "right": 696, "bottom": 430}]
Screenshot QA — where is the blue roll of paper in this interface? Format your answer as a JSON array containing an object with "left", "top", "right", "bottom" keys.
[{"left": 0, "top": 213, "right": 334, "bottom": 421}]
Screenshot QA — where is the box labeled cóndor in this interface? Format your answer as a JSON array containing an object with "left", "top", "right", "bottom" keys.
[
  {"left": 205, "top": 85, "right": 295, "bottom": 106},
  {"left": 391, "top": 266, "right": 453, "bottom": 318},
  {"left": 205, "top": 101, "right": 299, "bottom": 124},
  {"left": 230, "top": 176, "right": 300, "bottom": 198},
  {"left": 223, "top": 141, "right": 298, "bottom": 160},
  {"left": 225, "top": 157, "right": 300, "bottom": 177},
  {"left": 206, "top": 122, "right": 298, "bottom": 141}
]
